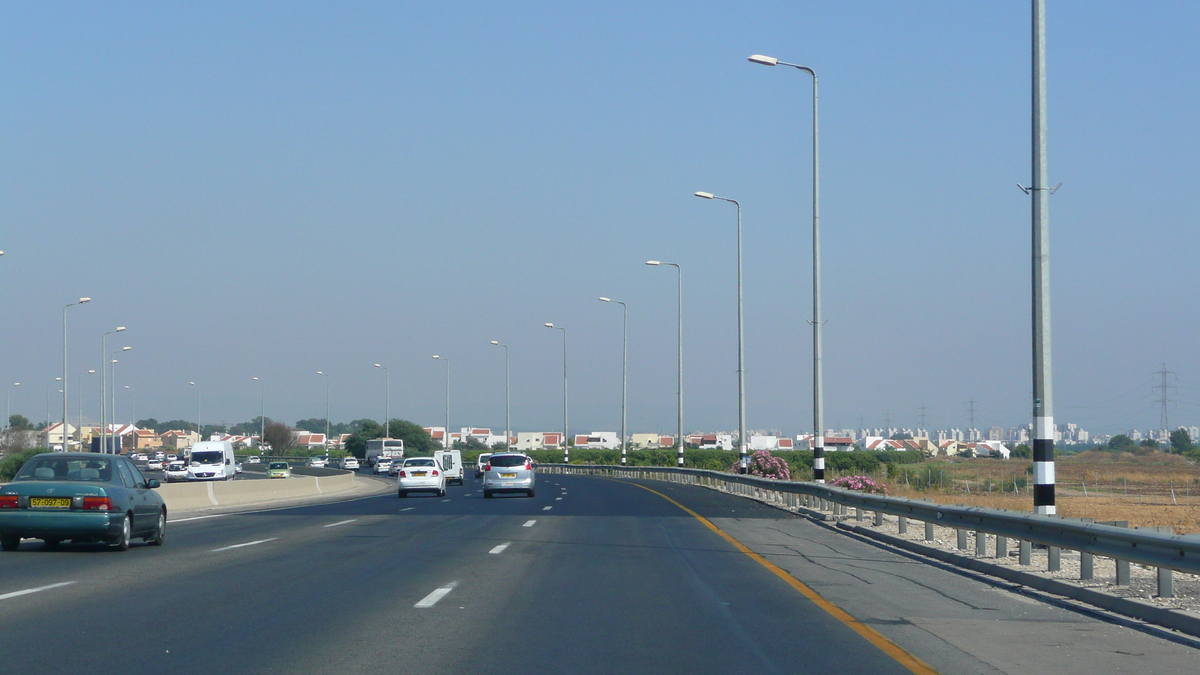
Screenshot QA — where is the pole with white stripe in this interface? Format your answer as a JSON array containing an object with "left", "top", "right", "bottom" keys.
[{"left": 1030, "top": 0, "right": 1055, "bottom": 515}]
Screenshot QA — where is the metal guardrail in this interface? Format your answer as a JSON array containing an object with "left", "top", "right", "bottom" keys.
[{"left": 538, "top": 464, "right": 1200, "bottom": 596}]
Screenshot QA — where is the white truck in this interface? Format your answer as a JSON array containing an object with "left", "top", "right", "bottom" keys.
[
  {"left": 187, "top": 441, "right": 237, "bottom": 481},
  {"left": 365, "top": 438, "right": 405, "bottom": 467},
  {"left": 433, "top": 449, "right": 464, "bottom": 486}
]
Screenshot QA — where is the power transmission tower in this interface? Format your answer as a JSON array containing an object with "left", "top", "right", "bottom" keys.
[
  {"left": 885, "top": 410, "right": 891, "bottom": 433},
  {"left": 967, "top": 398, "right": 978, "bottom": 431},
  {"left": 918, "top": 404, "right": 927, "bottom": 429},
  {"left": 1153, "top": 363, "right": 1176, "bottom": 436}
]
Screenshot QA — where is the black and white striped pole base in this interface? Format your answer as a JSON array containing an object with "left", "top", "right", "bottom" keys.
[
  {"left": 813, "top": 436, "right": 825, "bottom": 483},
  {"left": 1033, "top": 416, "right": 1055, "bottom": 515}
]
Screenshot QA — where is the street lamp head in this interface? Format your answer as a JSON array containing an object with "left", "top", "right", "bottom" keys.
[
  {"left": 79, "top": 297, "right": 92, "bottom": 304},
  {"left": 55, "top": 377, "right": 62, "bottom": 382},
  {"left": 189, "top": 381, "right": 195, "bottom": 386},
  {"left": 316, "top": 371, "right": 325, "bottom": 376},
  {"left": 694, "top": 191, "right": 715, "bottom": 199},
  {"left": 599, "top": 297, "right": 611, "bottom": 303},
  {"left": 748, "top": 54, "right": 779, "bottom": 66},
  {"left": 111, "top": 359, "right": 118, "bottom": 364},
  {"left": 544, "top": 323, "right": 554, "bottom": 328},
  {"left": 253, "top": 376, "right": 260, "bottom": 381},
  {"left": 490, "top": 340, "right": 499, "bottom": 345},
  {"left": 646, "top": 260, "right": 660, "bottom": 266},
  {"left": 432, "top": 355, "right": 441, "bottom": 360},
  {"left": 121, "top": 346, "right": 131, "bottom": 352},
  {"left": 373, "top": 364, "right": 382, "bottom": 369},
  {"left": 87, "top": 370, "right": 95, "bottom": 374},
  {"left": 116, "top": 327, "right": 125, "bottom": 332}
]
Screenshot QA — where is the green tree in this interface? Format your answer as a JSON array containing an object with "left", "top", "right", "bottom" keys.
[
  {"left": 389, "top": 419, "right": 437, "bottom": 455},
  {"left": 295, "top": 418, "right": 328, "bottom": 434},
  {"left": 1170, "top": 429, "right": 1195, "bottom": 455},
  {"left": 1107, "top": 434, "right": 1135, "bottom": 451},
  {"left": 1010, "top": 444, "right": 1032, "bottom": 459},
  {"left": 8, "top": 414, "right": 32, "bottom": 430},
  {"left": 262, "top": 420, "right": 297, "bottom": 452}
]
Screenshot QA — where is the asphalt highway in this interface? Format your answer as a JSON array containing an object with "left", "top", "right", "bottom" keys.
[{"left": 1, "top": 473, "right": 1197, "bottom": 674}]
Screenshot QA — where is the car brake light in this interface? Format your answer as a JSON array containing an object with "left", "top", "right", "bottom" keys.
[
  {"left": 82, "top": 496, "right": 118, "bottom": 511},
  {"left": 432, "top": 470, "right": 439, "bottom": 476},
  {"left": 525, "top": 462, "right": 532, "bottom": 470},
  {"left": 398, "top": 471, "right": 407, "bottom": 477},
  {"left": 484, "top": 464, "right": 491, "bottom": 471},
  {"left": 0, "top": 495, "right": 17, "bottom": 509}
]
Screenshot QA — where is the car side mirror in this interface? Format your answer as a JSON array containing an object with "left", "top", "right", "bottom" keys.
[{"left": 146, "top": 479, "right": 161, "bottom": 489}]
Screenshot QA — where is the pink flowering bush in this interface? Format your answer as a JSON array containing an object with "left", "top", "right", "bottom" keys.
[
  {"left": 731, "top": 450, "right": 791, "bottom": 480},
  {"left": 830, "top": 475, "right": 888, "bottom": 494}
]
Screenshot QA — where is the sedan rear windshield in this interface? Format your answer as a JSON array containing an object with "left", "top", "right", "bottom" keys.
[
  {"left": 15, "top": 457, "right": 115, "bottom": 482},
  {"left": 489, "top": 455, "right": 528, "bottom": 468},
  {"left": 405, "top": 459, "right": 434, "bottom": 467},
  {"left": 268, "top": 462, "right": 289, "bottom": 469}
]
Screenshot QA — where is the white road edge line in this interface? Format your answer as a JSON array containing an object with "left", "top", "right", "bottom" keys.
[
  {"left": 0, "top": 581, "right": 76, "bottom": 601},
  {"left": 414, "top": 581, "right": 458, "bottom": 608},
  {"left": 170, "top": 514, "right": 232, "bottom": 524},
  {"left": 523, "top": 520, "right": 536, "bottom": 527},
  {"left": 399, "top": 507, "right": 415, "bottom": 512},
  {"left": 210, "top": 538, "right": 278, "bottom": 553},
  {"left": 323, "top": 519, "right": 358, "bottom": 528},
  {"left": 489, "top": 543, "right": 510, "bottom": 555}
]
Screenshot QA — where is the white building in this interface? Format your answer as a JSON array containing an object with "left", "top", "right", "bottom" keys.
[{"left": 573, "top": 432, "right": 619, "bottom": 449}]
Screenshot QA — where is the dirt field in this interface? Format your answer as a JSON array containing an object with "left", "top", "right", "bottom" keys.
[{"left": 841, "top": 450, "right": 1200, "bottom": 534}]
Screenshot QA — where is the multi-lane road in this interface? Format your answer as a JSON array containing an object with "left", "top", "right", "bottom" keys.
[{"left": 1, "top": 472, "right": 1197, "bottom": 674}]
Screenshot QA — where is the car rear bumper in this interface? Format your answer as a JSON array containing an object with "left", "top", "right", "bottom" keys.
[
  {"left": 483, "top": 477, "right": 534, "bottom": 491},
  {"left": 0, "top": 511, "right": 124, "bottom": 539}
]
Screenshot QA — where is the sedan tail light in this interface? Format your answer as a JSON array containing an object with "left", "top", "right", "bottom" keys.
[
  {"left": 432, "top": 470, "right": 439, "bottom": 476},
  {"left": 82, "top": 496, "right": 118, "bottom": 511},
  {"left": 484, "top": 464, "right": 491, "bottom": 471},
  {"left": 0, "top": 495, "right": 17, "bottom": 509},
  {"left": 398, "top": 471, "right": 407, "bottom": 478}
]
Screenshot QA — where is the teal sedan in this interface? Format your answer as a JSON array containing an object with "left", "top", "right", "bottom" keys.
[{"left": 0, "top": 452, "right": 166, "bottom": 552}]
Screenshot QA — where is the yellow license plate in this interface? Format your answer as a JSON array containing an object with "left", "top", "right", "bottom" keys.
[
  {"left": 29, "top": 497, "right": 71, "bottom": 509},
  {"left": 412, "top": 471, "right": 426, "bottom": 476},
  {"left": 501, "top": 473, "right": 516, "bottom": 478}
]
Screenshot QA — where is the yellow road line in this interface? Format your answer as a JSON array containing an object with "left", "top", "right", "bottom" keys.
[{"left": 627, "top": 481, "right": 940, "bottom": 675}]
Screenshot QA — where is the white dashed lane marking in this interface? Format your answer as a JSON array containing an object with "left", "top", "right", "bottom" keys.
[
  {"left": 555, "top": 497, "right": 562, "bottom": 501},
  {"left": 523, "top": 520, "right": 536, "bottom": 527},
  {"left": 171, "top": 514, "right": 232, "bottom": 524},
  {"left": 414, "top": 582, "right": 458, "bottom": 608},
  {"left": 323, "top": 519, "right": 358, "bottom": 528},
  {"left": 210, "top": 538, "right": 278, "bottom": 553},
  {"left": 489, "top": 543, "right": 510, "bottom": 555},
  {"left": 0, "top": 581, "right": 76, "bottom": 601},
  {"left": 542, "top": 506, "right": 553, "bottom": 511},
  {"left": 399, "top": 507, "right": 415, "bottom": 512}
]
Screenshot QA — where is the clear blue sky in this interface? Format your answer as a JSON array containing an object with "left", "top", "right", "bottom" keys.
[{"left": 3, "top": 1, "right": 1198, "bottom": 437}]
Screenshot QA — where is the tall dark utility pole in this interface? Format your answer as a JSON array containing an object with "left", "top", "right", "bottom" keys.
[{"left": 1153, "top": 364, "right": 1175, "bottom": 438}]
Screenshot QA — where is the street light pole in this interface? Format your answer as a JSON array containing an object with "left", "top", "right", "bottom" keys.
[
  {"left": 189, "top": 382, "right": 201, "bottom": 441},
  {"left": 100, "top": 327, "right": 125, "bottom": 453},
  {"left": 253, "top": 377, "right": 265, "bottom": 451},
  {"left": 372, "top": 365, "right": 388, "bottom": 439},
  {"left": 749, "top": 53, "right": 824, "bottom": 482},
  {"left": 110, "top": 347, "right": 131, "bottom": 441},
  {"left": 79, "top": 370, "right": 94, "bottom": 436},
  {"left": 316, "top": 371, "right": 330, "bottom": 442},
  {"left": 599, "top": 298, "right": 629, "bottom": 466},
  {"left": 544, "top": 323, "right": 568, "bottom": 462},
  {"left": 46, "top": 378, "right": 62, "bottom": 435},
  {"left": 6, "top": 383, "right": 19, "bottom": 430},
  {"left": 432, "top": 356, "right": 450, "bottom": 449},
  {"left": 63, "top": 297, "right": 91, "bottom": 450},
  {"left": 490, "top": 342, "right": 510, "bottom": 450},
  {"left": 647, "top": 261, "right": 684, "bottom": 466},
  {"left": 695, "top": 191, "right": 748, "bottom": 472}
]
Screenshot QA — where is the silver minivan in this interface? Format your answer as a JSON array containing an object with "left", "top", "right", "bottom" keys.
[{"left": 482, "top": 453, "right": 535, "bottom": 498}]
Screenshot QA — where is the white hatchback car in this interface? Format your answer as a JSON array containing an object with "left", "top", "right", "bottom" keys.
[
  {"left": 396, "top": 457, "right": 445, "bottom": 498},
  {"left": 374, "top": 457, "right": 393, "bottom": 475},
  {"left": 339, "top": 456, "right": 360, "bottom": 471}
]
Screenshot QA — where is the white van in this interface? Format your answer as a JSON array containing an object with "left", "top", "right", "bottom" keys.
[
  {"left": 366, "top": 438, "right": 405, "bottom": 467},
  {"left": 434, "top": 450, "right": 464, "bottom": 486},
  {"left": 187, "top": 441, "right": 237, "bottom": 481}
]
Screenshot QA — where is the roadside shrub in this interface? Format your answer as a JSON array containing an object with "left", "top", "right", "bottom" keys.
[
  {"left": 0, "top": 448, "right": 47, "bottom": 483},
  {"left": 734, "top": 450, "right": 791, "bottom": 480},
  {"left": 830, "top": 475, "right": 888, "bottom": 494}
]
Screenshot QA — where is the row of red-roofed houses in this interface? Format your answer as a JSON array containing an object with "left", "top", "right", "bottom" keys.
[{"left": 857, "top": 436, "right": 1010, "bottom": 459}]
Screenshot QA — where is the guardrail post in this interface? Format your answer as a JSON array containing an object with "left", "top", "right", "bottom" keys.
[
  {"left": 924, "top": 521, "right": 935, "bottom": 541},
  {"left": 1158, "top": 567, "right": 1174, "bottom": 598},
  {"left": 956, "top": 529, "right": 968, "bottom": 550},
  {"left": 1048, "top": 546, "right": 1060, "bottom": 572},
  {"left": 855, "top": 507, "right": 863, "bottom": 521},
  {"left": 898, "top": 516, "right": 908, "bottom": 534},
  {"left": 874, "top": 511, "right": 883, "bottom": 527},
  {"left": 1116, "top": 559, "right": 1130, "bottom": 586},
  {"left": 1080, "top": 551, "right": 1093, "bottom": 580},
  {"left": 975, "top": 531, "right": 986, "bottom": 557},
  {"left": 1019, "top": 540, "right": 1031, "bottom": 566},
  {"left": 995, "top": 536, "right": 1007, "bottom": 558}
]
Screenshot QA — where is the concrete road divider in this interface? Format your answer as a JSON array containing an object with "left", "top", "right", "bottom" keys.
[{"left": 159, "top": 472, "right": 359, "bottom": 512}]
